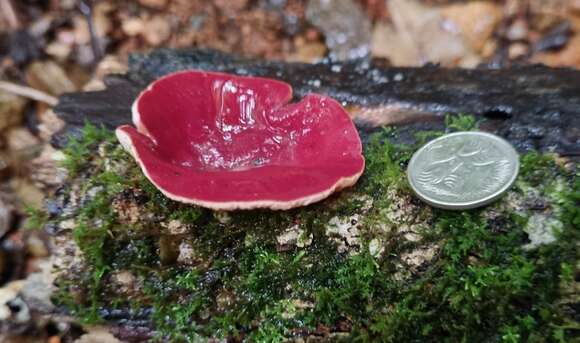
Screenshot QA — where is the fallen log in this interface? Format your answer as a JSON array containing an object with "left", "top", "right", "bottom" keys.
[
  {"left": 55, "top": 48, "right": 580, "bottom": 156},
  {"left": 34, "top": 49, "right": 580, "bottom": 342}
]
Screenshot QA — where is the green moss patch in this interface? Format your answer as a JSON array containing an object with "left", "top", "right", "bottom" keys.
[{"left": 48, "top": 119, "right": 579, "bottom": 342}]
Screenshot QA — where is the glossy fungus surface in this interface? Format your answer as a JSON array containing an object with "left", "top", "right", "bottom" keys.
[{"left": 116, "top": 70, "right": 365, "bottom": 210}]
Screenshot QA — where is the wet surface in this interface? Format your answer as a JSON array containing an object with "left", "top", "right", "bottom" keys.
[
  {"left": 117, "top": 70, "right": 364, "bottom": 208},
  {"left": 55, "top": 48, "right": 580, "bottom": 156}
]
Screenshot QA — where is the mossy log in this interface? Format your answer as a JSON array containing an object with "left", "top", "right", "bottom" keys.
[{"left": 45, "top": 50, "right": 579, "bottom": 342}]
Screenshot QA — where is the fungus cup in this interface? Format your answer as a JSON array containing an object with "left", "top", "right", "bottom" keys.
[{"left": 116, "top": 70, "right": 365, "bottom": 210}]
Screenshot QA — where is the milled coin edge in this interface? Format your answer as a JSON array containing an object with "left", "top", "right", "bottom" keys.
[{"left": 406, "top": 131, "right": 520, "bottom": 210}]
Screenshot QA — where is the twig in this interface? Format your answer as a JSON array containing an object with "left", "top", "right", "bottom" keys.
[
  {"left": 0, "top": 0, "right": 20, "bottom": 29},
  {"left": 79, "top": 0, "right": 103, "bottom": 65},
  {"left": 0, "top": 81, "right": 58, "bottom": 106}
]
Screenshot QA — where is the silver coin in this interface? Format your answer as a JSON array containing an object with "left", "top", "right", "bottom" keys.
[{"left": 407, "top": 131, "right": 519, "bottom": 210}]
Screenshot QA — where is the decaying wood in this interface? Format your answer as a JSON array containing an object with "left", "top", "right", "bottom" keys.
[
  {"left": 43, "top": 49, "right": 579, "bottom": 342},
  {"left": 54, "top": 48, "right": 580, "bottom": 156}
]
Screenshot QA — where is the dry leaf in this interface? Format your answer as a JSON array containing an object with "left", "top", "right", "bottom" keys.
[
  {"left": 440, "top": 1, "right": 502, "bottom": 52},
  {"left": 372, "top": 0, "right": 480, "bottom": 67}
]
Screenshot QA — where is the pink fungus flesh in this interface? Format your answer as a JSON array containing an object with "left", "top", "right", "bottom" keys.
[{"left": 116, "top": 70, "right": 365, "bottom": 210}]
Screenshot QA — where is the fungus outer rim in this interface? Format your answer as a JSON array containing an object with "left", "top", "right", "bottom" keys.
[{"left": 116, "top": 125, "right": 364, "bottom": 210}]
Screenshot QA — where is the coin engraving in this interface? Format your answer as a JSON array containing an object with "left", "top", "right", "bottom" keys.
[{"left": 407, "top": 132, "right": 519, "bottom": 210}]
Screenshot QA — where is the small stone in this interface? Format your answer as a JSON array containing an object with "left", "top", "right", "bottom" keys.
[
  {"left": 122, "top": 17, "right": 145, "bottom": 37},
  {"left": 0, "top": 280, "right": 25, "bottom": 321},
  {"left": 0, "top": 91, "right": 26, "bottom": 132},
  {"left": 25, "top": 61, "right": 76, "bottom": 96},
  {"left": 506, "top": 19, "right": 528, "bottom": 41},
  {"left": 306, "top": 0, "right": 371, "bottom": 60},
  {"left": 26, "top": 233, "right": 49, "bottom": 257},
  {"left": 5, "top": 296, "right": 30, "bottom": 323},
  {"left": 509, "top": 43, "right": 529, "bottom": 59},
  {"left": 143, "top": 16, "right": 172, "bottom": 46},
  {"left": 45, "top": 41, "right": 72, "bottom": 60},
  {"left": 82, "top": 79, "right": 106, "bottom": 92},
  {"left": 94, "top": 55, "right": 128, "bottom": 80},
  {"left": 6, "top": 127, "right": 40, "bottom": 155}
]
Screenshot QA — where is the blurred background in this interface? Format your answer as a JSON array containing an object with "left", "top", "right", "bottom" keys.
[{"left": 0, "top": 0, "right": 579, "bottom": 341}]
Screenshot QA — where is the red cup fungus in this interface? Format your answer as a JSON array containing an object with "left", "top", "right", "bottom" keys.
[{"left": 116, "top": 70, "right": 365, "bottom": 210}]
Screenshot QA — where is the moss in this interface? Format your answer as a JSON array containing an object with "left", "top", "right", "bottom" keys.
[
  {"left": 360, "top": 127, "right": 411, "bottom": 194},
  {"left": 142, "top": 268, "right": 208, "bottom": 342},
  {"left": 49, "top": 119, "right": 579, "bottom": 341},
  {"left": 169, "top": 206, "right": 204, "bottom": 224},
  {"left": 61, "top": 123, "right": 113, "bottom": 177},
  {"left": 560, "top": 174, "right": 580, "bottom": 228},
  {"left": 519, "top": 151, "right": 563, "bottom": 187},
  {"left": 444, "top": 113, "right": 481, "bottom": 131}
]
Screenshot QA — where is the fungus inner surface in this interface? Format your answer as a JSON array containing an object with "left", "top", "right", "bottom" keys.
[{"left": 118, "top": 71, "right": 364, "bottom": 207}]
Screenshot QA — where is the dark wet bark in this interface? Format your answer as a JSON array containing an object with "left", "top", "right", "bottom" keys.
[{"left": 54, "top": 48, "right": 580, "bottom": 155}]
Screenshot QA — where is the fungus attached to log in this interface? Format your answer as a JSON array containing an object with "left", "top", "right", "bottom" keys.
[{"left": 116, "top": 70, "right": 365, "bottom": 210}]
